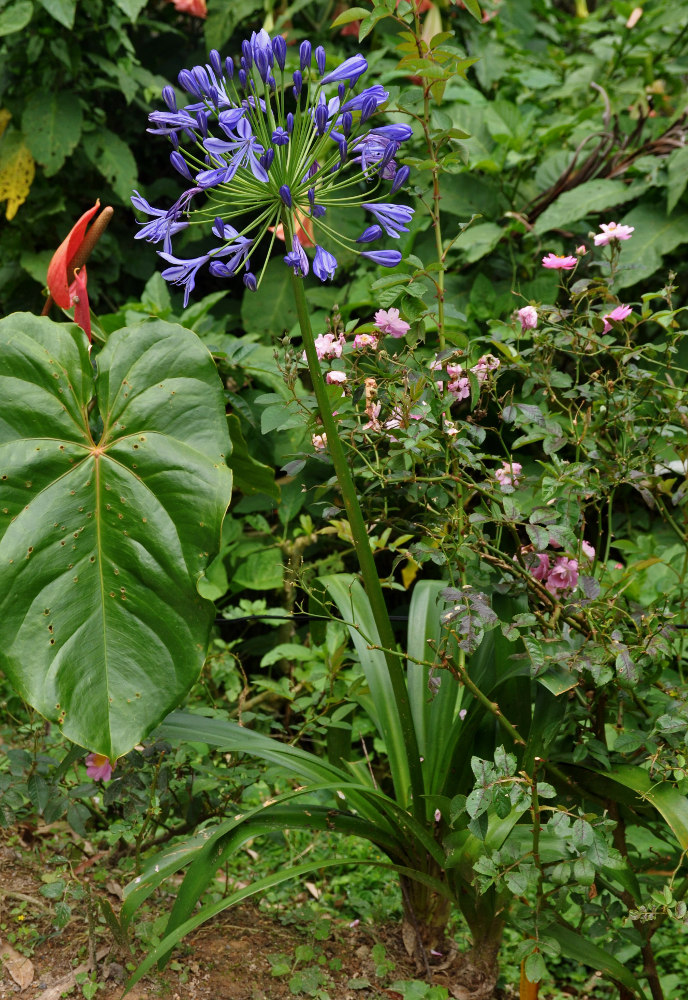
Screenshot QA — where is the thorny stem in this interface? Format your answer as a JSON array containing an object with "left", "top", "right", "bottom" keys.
[{"left": 290, "top": 272, "right": 424, "bottom": 817}]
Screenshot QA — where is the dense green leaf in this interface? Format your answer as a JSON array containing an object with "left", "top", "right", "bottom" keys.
[
  {"left": 533, "top": 180, "right": 637, "bottom": 234},
  {"left": 666, "top": 146, "right": 688, "bottom": 214},
  {"left": 614, "top": 204, "right": 688, "bottom": 290},
  {"left": 241, "top": 259, "right": 298, "bottom": 337},
  {"left": 0, "top": 315, "right": 232, "bottom": 758},
  {"left": 226, "top": 414, "right": 279, "bottom": 499},
  {"left": 330, "top": 6, "right": 369, "bottom": 27},
  {"left": 37, "top": 0, "right": 75, "bottom": 28},
  {"left": 205, "top": 0, "right": 263, "bottom": 50},
  {"left": 112, "top": 0, "right": 147, "bottom": 19},
  {"left": 83, "top": 129, "right": 138, "bottom": 203},
  {"left": 0, "top": 1, "right": 33, "bottom": 36},
  {"left": 21, "top": 90, "right": 82, "bottom": 176},
  {"left": 457, "top": 222, "right": 504, "bottom": 263}
]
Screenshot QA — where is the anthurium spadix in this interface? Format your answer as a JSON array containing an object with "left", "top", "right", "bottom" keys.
[{"left": 0, "top": 314, "right": 232, "bottom": 759}]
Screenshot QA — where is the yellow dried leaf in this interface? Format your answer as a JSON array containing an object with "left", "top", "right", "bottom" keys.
[
  {"left": 0, "top": 108, "right": 11, "bottom": 138},
  {"left": 0, "top": 134, "right": 35, "bottom": 220}
]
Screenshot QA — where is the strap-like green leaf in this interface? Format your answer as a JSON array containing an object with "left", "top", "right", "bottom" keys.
[
  {"left": 604, "top": 765, "right": 688, "bottom": 850},
  {"left": 547, "top": 923, "right": 648, "bottom": 998},
  {"left": 0, "top": 315, "right": 232, "bottom": 757}
]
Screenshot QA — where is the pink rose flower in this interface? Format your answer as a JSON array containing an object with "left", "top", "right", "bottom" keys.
[
  {"left": 312, "top": 433, "right": 327, "bottom": 451},
  {"left": 166, "top": 0, "right": 207, "bottom": 16},
  {"left": 581, "top": 540, "right": 595, "bottom": 562},
  {"left": 602, "top": 304, "right": 633, "bottom": 333},
  {"left": 374, "top": 307, "right": 410, "bottom": 338},
  {"left": 593, "top": 222, "right": 635, "bottom": 246},
  {"left": 494, "top": 461, "right": 522, "bottom": 490},
  {"left": 353, "top": 333, "right": 379, "bottom": 350},
  {"left": 517, "top": 306, "right": 538, "bottom": 331},
  {"left": 542, "top": 253, "right": 577, "bottom": 270},
  {"left": 309, "top": 332, "right": 344, "bottom": 361},
  {"left": 524, "top": 550, "right": 550, "bottom": 582},
  {"left": 546, "top": 557, "right": 579, "bottom": 594},
  {"left": 86, "top": 753, "right": 114, "bottom": 782},
  {"left": 326, "top": 370, "right": 347, "bottom": 385}
]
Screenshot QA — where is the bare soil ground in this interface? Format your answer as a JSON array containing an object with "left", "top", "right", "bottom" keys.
[{"left": 3, "top": 841, "right": 513, "bottom": 1000}]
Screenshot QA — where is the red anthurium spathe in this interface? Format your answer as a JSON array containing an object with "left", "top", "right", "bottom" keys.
[
  {"left": 47, "top": 200, "right": 100, "bottom": 308},
  {"left": 70, "top": 266, "right": 91, "bottom": 341}
]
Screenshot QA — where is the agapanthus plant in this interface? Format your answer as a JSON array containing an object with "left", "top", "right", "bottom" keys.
[{"left": 134, "top": 30, "right": 414, "bottom": 304}]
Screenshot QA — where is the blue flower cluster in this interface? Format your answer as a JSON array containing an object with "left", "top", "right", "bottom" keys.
[{"left": 132, "top": 30, "right": 414, "bottom": 304}]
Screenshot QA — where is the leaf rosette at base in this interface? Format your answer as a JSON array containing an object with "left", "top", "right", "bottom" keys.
[{"left": 0, "top": 314, "right": 232, "bottom": 759}]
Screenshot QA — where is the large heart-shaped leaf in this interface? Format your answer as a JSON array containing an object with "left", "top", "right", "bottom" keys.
[{"left": 0, "top": 314, "right": 232, "bottom": 758}]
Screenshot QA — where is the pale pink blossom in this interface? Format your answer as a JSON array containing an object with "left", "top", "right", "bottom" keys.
[
  {"left": 86, "top": 753, "right": 114, "bottom": 782},
  {"left": 495, "top": 461, "right": 522, "bottom": 489},
  {"left": 626, "top": 6, "right": 642, "bottom": 27},
  {"left": 517, "top": 306, "right": 538, "bottom": 331},
  {"left": 581, "top": 540, "right": 595, "bottom": 562},
  {"left": 593, "top": 222, "right": 635, "bottom": 247},
  {"left": 374, "top": 307, "right": 410, "bottom": 338},
  {"left": 434, "top": 809, "right": 442, "bottom": 822},
  {"left": 471, "top": 354, "right": 501, "bottom": 382},
  {"left": 602, "top": 304, "right": 633, "bottom": 333},
  {"left": 459, "top": 708, "right": 467, "bottom": 720},
  {"left": 546, "top": 557, "right": 579, "bottom": 594},
  {"left": 448, "top": 376, "right": 470, "bottom": 400},
  {"left": 542, "top": 253, "right": 577, "bottom": 270},
  {"left": 166, "top": 0, "right": 207, "bottom": 16},
  {"left": 311, "top": 333, "right": 344, "bottom": 361},
  {"left": 353, "top": 333, "right": 379, "bottom": 350},
  {"left": 575, "top": 244, "right": 587, "bottom": 255},
  {"left": 312, "top": 433, "right": 327, "bottom": 451},
  {"left": 326, "top": 370, "right": 347, "bottom": 385}
]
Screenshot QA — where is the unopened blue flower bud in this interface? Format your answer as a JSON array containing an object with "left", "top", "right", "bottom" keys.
[
  {"left": 169, "top": 133, "right": 179, "bottom": 150},
  {"left": 272, "top": 35, "right": 287, "bottom": 70},
  {"left": 300, "top": 40, "right": 311, "bottom": 71},
  {"left": 178, "top": 69, "right": 202, "bottom": 96},
  {"left": 360, "top": 95, "right": 377, "bottom": 124},
  {"left": 239, "top": 69, "right": 247, "bottom": 90},
  {"left": 315, "top": 102, "right": 328, "bottom": 135},
  {"left": 315, "top": 45, "right": 326, "bottom": 75},
  {"left": 268, "top": 75, "right": 276, "bottom": 90},
  {"left": 259, "top": 149, "right": 275, "bottom": 171},
  {"left": 312, "top": 205, "right": 326, "bottom": 218},
  {"left": 193, "top": 65, "right": 210, "bottom": 93},
  {"left": 342, "top": 112, "right": 353, "bottom": 137},
  {"left": 287, "top": 112, "right": 294, "bottom": 134},
  {"left": 243, "top": 272, "right": 257, "bottom": 291},
  {"left": 357, "top": 225, "right": 383, "bottom": 243},
  {"left": 293, "top": 70, "right": 303, "bottom": 97},
  {"left": 196, "top": 110, "right": 208, "bottom": 138},
  {"left": 338, "top": 139, "right": 348, "bottom": 163},
  {"left": 170, "top": 151, "right": 193, "bottom": 181},
  {"left": 208, "top": 85, "right": 219, "bottom": 106},
  {"left": 242, "top": 40, "right": 253, "bottom": 68},
  {"left": 379, "top": 140, "right": 399, "bottom": 172},
  {"left": 255, "top": 48, "right": 269, "bottom": 82},
  {"left": 225, "top": 56, "right": 234, "bottom": 79},
  {"left": 162, "top": 86, "right": 177, "bottom": 111},
  {"left": 361, "top": 250, "right": 402, "bottom": 267},
  {"left": 390, "top": 165, "right": 410, "bottom": 194},
  {"left": 279, "top": 184, "right": 292, "bottom": 207},
  {"left": 209, "top": 49, "right": 222, "bottom": 77},
  {"left": 338, "top": 83, "right": 346, "bottom": 102}
]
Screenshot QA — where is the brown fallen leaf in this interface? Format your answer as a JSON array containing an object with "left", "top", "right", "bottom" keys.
[
  {"left": 39, "top": 946, "right": 109, "bottom": 1000},
  {"left": 0, "top": 937, "right": 34, "bottom": 990}
]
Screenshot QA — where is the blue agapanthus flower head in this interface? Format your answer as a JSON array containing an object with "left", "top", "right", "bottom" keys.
[{"left": 133, "top": 33, "right": 414, "bottom": 300}]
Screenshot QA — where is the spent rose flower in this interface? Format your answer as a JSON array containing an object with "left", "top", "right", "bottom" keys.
[
  {"left": 517, "top": 306, "right": 538, "bottom": 331},
  {"left": 471, "top": 354, "right": 500, "bottom": 383},
  {"left": 594, "top": 222, "right": 635, "bottom": 247},
  {"left": 602, "top": 304, "right": 633, "bottom": 333},
  {"left": 374, "top": 307, "right": 410, "bottom": 338},
  {"left": 86, "top": 753, "right": 114, "bottom": 782},
  {"left": 326, "top": 369, "right": 347, "bottom": 384},
  {"left": 542, "top": 253, "right": 577, "bottom": 270},
  {"left": 581, "top": 540, "right": 595, "bottom": 562},
  {"left": 546, "top": 557, "right": 579, "bottom": 594},
  {"left": 495, "top": 461, "right": 522, "bottom": 490}
]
